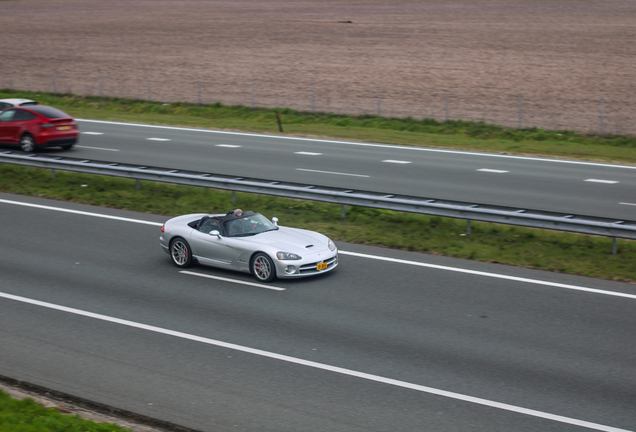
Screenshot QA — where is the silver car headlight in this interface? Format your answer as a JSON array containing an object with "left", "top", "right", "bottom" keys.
[
  {"left": 276, "top": 251, "right": 302, "bottom": 260},
  {"left": 328, "top": 239, "right": 336, "bottom": 251}
]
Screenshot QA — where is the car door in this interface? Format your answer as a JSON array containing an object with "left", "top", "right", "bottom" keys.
[
  {"left": 190, "top": 230, "right": 242, "bottom": 264},
  {"left": 0, "top": 109, "right": 19, "bottom": 144}
]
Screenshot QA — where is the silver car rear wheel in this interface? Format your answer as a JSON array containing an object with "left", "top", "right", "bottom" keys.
[
  {"left": 170, "top": 238, "right": 193, "bottom": 268},
  {"left": 252, "top": 253, "right": 276, "bottom": 282}
]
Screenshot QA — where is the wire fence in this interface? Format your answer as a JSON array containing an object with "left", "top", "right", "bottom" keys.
[{"left": 4, "top": 69, "right": 634, "bottom": 136}]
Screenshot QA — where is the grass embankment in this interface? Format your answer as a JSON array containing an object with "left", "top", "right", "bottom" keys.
[
  {"left": 0, "top": 389, "right": 133, "bottom": 432},
  {"left": 1, "top": 89, "right": 635, "bottom": 282}
]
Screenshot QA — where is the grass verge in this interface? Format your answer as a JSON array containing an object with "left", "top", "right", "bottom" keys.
[
  {"left": 1, "top": 163, "right": 635, "bottom": 282},
  {"left": 0, "top": 389, "right": 133, "bottom": 432}
]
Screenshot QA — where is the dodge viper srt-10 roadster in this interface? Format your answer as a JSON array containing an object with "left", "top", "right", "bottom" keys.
[{"left": 160, "top": 209, "right": 338, "bottom": 282}]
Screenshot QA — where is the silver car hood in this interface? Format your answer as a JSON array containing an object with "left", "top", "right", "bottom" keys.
[{"left": 243, "top": 226, "right": 330, "bottom": 253}]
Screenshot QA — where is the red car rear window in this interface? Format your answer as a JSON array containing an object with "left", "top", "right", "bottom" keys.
[{"left": 26, "top": 106, "right": 71, "bottom": 119}]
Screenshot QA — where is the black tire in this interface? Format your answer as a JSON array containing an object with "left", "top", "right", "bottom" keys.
[
  {"left": 20, "top": 134, "right": 35, "bottom": 152},
  {"left": 61, "top": 144, "right": 74, "bottom": 150},
  {"left": 169, "top": 238, "right": 194, "bottom": 268},
  {"left": 251, "top": 253, "right": 276, "bottom": 282}
]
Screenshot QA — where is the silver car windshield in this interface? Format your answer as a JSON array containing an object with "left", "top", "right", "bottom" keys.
[{"left": 225, "top": 213, "right": 278, "bottom": 237}]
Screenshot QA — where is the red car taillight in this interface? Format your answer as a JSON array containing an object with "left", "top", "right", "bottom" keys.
[{"left": 161, "top": 224, "right": 165, "bottom": 233}]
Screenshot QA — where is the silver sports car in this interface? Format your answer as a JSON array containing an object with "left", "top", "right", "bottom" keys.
[{"left": 160, "top": 209, "right": 338, "bottom": 282}]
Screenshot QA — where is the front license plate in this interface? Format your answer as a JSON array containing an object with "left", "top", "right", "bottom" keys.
[
  {"left": 316, "top": 262, "right": 328, "bottom": 270},
  {"left": 57, "top": 126, "right": 71, "bottom": 131}
]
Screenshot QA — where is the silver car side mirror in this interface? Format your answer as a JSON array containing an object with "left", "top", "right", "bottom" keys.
[
  {"left": 272, "top": 217, "right": 278, "bottom": 226},
  {"left": 210, "top": 230, "right": 221, "bottom": 238}
]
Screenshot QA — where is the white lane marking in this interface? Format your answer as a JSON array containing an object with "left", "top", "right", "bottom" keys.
[
  {"left": 147, "top": 138, "right": 171, "bottom": 141},
  {"left": 216, "top": 144, "right": 241, "bottom": 148},
  {"left": 0, "top": 199, "right": 162, "bottom": 226},
  {"left": 295, "top": 152, "right": 323, "bottom": 156},
  {"left": 77, "top": 119, "right": 636, "bottom": 171},
  {"left": 0, "top": 292, "right": 630, "bottom": 432},
  {"left": 585, "top": 179, "right": 619, "bottom": 184},
  {"left": 1, "top": 198, "right": 633, "bottom": 300},
  {"left": 382, "top": 160, "right": 412, "bottom": 164},
  {"left": 81, "top": 132, "right": 104, "bottom": 135},
  {"left": 75, "top": 145, "right": 120, "bottom": 152},
  {"left": 180, "top": 271, "right": 285, "bottom": 291},
  {"left": 296, "top": 168, "right": 369, "bottom": 178},
  {"left": 339, "top": 251, "right": 636, "bottom": 300},
  {"left": 477, "top": 169, "right": 509, "bottom": 173},
  {"left": 619, "top": 202, "right": 636, "bottom": 206}
]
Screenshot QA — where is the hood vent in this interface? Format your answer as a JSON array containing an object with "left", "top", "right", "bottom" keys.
[{"left": 305, "top": 244, "right": 314, "bottom": 248}]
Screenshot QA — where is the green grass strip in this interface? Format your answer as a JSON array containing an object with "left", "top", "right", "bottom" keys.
[{"left": 0, "top": 389, "right": 133, "bottom": 432}]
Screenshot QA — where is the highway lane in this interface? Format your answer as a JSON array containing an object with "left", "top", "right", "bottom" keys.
[
  {"left": 62, "top": 119, "right": 636, "bottom": 220},
  {"left": 0, "top": 193, "right": 635, "bottom": 432}
]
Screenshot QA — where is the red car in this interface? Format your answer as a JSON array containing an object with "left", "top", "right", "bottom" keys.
[{"left": 0, "top": 105, "right": 79, "bottom": 152}]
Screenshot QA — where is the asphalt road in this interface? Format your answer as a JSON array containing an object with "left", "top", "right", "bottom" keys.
[
  {"left": 56, "top": 119, "right": 636, "bottom": 221},
  {"left": 0, "top": 193, "right": 634, "bottom": 432}
]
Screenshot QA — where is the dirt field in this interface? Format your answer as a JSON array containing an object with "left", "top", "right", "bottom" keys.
[{"left": 1, "top": 0, "right": 635, "bottom": 134}]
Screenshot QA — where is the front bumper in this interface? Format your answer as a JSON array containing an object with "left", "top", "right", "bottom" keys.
[{"left": 274, "top": 250, "right": 339, "bottom": 279}]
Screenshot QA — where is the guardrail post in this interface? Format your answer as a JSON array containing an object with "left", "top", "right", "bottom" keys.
[
  {"left": 466, "top": 219, "right": 471, "bottom": 235},
  {"left": 232, "top": 191, "right": 236, "bottom": 204},
  {"left": 612, "top": 237, "right": 617, "bottom": 255},
  {"left": 341, "top": 205, "right": 346, "bottom": 219},
  {"left": 51, "top": 169, "right": 55, "bottom": 179},
  {"left": 136, "top": 179, "right": 140, "bottom": 190}
]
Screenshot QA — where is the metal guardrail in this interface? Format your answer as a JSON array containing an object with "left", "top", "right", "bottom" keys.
[{"left": 3, "top": 151, "right": 636, "bottom": 243}]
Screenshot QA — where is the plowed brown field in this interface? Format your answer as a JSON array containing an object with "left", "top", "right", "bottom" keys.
[{"left": 1, "top": 0, "right": 635, "bottom": 134}]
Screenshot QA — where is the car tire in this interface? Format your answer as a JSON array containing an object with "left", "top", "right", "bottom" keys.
[
  {"left": 251, "top": 253, "right": 276, "bottom": 282},
  {"left": 61, "top": 144, "right": 74, "bottom": 150},
  {"left": 20, "top": 134, "right": 35, "bottom": 152},
  {"left": 170, "top": 238, "right": 194, "bottom": 268}
]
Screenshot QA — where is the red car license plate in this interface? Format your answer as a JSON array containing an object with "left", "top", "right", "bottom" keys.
[
  {"left": 316, "top": 262, "right": 328, "bottom": 270},
  {"left": 57, "top": 126, "right": 71, "bottom": 131}
]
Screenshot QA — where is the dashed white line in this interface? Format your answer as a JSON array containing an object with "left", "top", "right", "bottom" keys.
[
  {"left": 146, "top": 138, "right": 171, "bottom": 141},
  {"left": 478, "top": 169, "right": 509, "bottom": 173},
  {"left": 382, "top": 160, "right": 412, "bottom": 164},
  {"left": 585, "top": 179, "right": 619, "bottom": 184},
  {"left": 216, "top": 144, "right": 241, "bottom": 148},
  {"left": 180, "top": 271, "right": 285, "bottom": 291},
  {"left": 81, "top": 132, "right": 104, "bottom": 135},
  {"left": 0, "top": 291, "right": 630, "bottom": 432},
  {"left": 295, "top": 152, "right": 323, "bottom": 156},
  {"left": 296, "top": 168, "right": 369, "bottom": 178},
  {"left": 619, "top": 202, "right": 636, "bottom": 206},
  {"left": 75, "top": 145, "right": 120, "bottom": 152}
]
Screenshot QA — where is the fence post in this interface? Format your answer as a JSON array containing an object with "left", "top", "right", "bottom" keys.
[
  {"left": 377, "top": 87, "right": 381, "bottom": 116},
  {"left": 518, "top": 95, "right": 523, "bottom": 130},
  {"left": 52, "top": 70, "right": 57, "bottom": 95},
  {"left": 444, "top": 90, "right": 449, "bottom": 123},
  {"left": 600, "top": 99, "right": 605, "bottom": 138},
  {"left": 251, "top": 80, "right": 255, "bottom": 109},
  {"left": 9, "top": 69, "right": 13, "bottom": 93},
  {"left": 312, "top": 83, "right": 316, "bottom": 114},
  {"left": 198, "top": 78, "right": 202, "bottom": 105},
  {"left": 99, "top": 72, "right": 104, "bottom": 100},
  {"left": 147, "top": 76, "right": 151, "bottom": 101}
]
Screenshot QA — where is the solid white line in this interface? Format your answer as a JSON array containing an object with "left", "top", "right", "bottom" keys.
[
  {"left": 146, "top": 138, "right": 171, "bottom": 141},
  {"left": 1, "top": 198, "right": 633, "bottom": 300},
  {"left": 619, "top": 202, "right": 636, "bottom": 206},
  {"left": 295, "top": 152, "right": 322, "bottom": 156},
  {"left": 585, "top": 179, "right": 619, "bottom": 184},
  {"left": 75, "top": 145, "right": 120, "bottom": 152},
  {"left": 0, "top": 199, "right": 162, "bottom": 227},
  {"left": 216, "top": 144, "right": 241, "bottom": 148},
  {"left": 339, "top": 251, "right": 636, "bottom": 300},
  {"left": 180, "top": 271, "right": 285, "bottom": 291},
  {"left": 382, "top": 160, "right": 412, "bottom": 164},
  {"left": 296, "top": 168, "right": 369, "bottom": 177},
  {"left": 477, "top": 168, "right": 509, "bottom": 173},
  {"left": 76, "top": 119, "right": 636, "bottom": 170},
  {"left": 0, "top": 291, "right": 629, "bottom": 432},
  {"left": 81, "top": 132, "right": 104, "bottom": 135}
]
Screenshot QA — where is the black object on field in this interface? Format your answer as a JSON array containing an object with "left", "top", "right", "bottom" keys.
[{"left": 275, "top": 111, "right": 284, "bottom": 132}]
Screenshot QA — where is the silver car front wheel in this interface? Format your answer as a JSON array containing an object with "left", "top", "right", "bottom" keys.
[
  {"left": 170, "top": 238, "right": 193, "bottom": 268},
  {"left": 252, "top": 253, "right": 276, "bottom": 282}
]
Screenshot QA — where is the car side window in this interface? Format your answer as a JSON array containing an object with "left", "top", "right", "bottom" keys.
[
  {"left": 12, "top": 110, "right": 36, "bottom": 121},
  {"left": 0, "top": 102, "right": 10, "bottom": 110},
  {"left": 0, "top": 109, "right": 16, "bottom": 121},
  {"left": 199, "top": 217, "right": 221, "bottom": 234}
]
